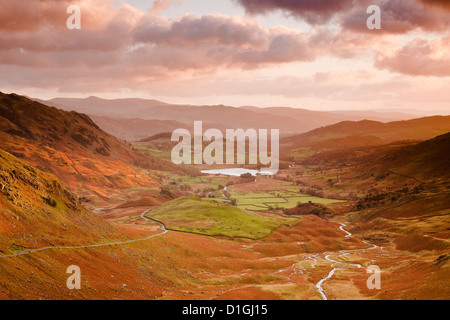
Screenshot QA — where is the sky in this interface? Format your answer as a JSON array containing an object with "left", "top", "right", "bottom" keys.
[{"left": 0, "top": 0, "right": 449, "bottom": 113}]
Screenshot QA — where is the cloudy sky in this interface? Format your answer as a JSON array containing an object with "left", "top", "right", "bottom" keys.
[{"left": 1, "top": 0, "right": 449, "bottom": 113}]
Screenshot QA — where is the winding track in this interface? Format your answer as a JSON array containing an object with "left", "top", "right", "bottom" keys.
[{"left": 0, "top": 208, "right": 168, "bottom": 260}]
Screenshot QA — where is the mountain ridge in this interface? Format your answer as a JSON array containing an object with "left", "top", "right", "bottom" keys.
[{"left": 32, "top": 96, "right": 418, "bottom": 136}]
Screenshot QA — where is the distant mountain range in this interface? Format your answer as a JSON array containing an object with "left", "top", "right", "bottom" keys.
[
  {"left": 32, "top": 96, "right": 419, "bottom": 140},
  {"left": 88, "top": 115, "right": 188, "bottom": 141}
]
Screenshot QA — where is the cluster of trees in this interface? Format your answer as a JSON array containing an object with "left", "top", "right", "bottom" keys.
[
  {"left": 283, "top": 201, "right": 332, "bottom": 218},
  {"left": 297, "top": 186, "right": 357, "bottom": 201},
  {"left": 356, "top": 185, "right": 424, "bottom": 210}
]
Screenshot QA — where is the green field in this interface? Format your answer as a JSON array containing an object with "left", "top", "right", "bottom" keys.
[
  {"left": 132, "top": 143, "right": 173, "bottom": 159},
  {"left": 145, "top": 196, "right": 297, "bottom": 239},
  {"left": 228, "top": 188, "right": 344, "bottom": 211}
]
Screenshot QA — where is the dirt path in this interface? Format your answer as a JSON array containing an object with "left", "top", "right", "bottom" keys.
[{"left": 0, "top": 208, "right": 168, "bottom": 260}]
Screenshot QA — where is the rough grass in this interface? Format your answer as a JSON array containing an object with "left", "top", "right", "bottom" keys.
[{"left": 146, "top": 196, "right": 296, "bottom": 239}]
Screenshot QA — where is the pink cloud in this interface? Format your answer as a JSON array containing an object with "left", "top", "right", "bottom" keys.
[
  {"left": 376, "top": 37, "right": 450, "bottom": 77},
  {"left": 0, "top": 0, "right": 119, "bottom": 32},
  {"left": 0, "top": 0, "right": 448, "bottom": 99},
  {"left": 149, "top": 0, "right": 173, "bottom": 15}
]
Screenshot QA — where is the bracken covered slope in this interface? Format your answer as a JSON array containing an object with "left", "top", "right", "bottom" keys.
[
  {"left": 0, "top": 149, "right": 120, "bottom": 254},
  {"left": 0, "top": 92, "right": 192, "bottom": 194}
]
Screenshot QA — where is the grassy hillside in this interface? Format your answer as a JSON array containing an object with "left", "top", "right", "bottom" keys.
[{"left": 145, "top": 196, "right": 296, "bottom": 239}]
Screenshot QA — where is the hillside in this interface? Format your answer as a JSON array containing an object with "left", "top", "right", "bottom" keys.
[
  {"left": 88, "top": 115, "right": 188, "bottom": 141},
  {"left": 0, "top": 148, "right": 191, "bottom": 300},
  {"left": 243, "top": 106, "right": 415, "bottom": 125},
  {"left": 0, "top": 93, "right": 191, "bottom": 195},
  {"left": 0, "top": 149, "right": 120, "bottom": 254},
  {"left": 282, "top": 116, "right": 450, "bottom": 159},
  {"left": 0, "top": 93, "right": 137, "bottom": 161},
  {"left": 379, "top": 132, "right": 450, "bottom": 179},
  {"left": 298, "top": 132, "right": 450, "bottom": 180}
]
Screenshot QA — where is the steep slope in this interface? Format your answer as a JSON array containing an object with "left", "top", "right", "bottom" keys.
[
  {"left": 0, "top": 148, "right": 187, "bottom": 300},
  {"left": 1, "top": 94, "right": 135, "bottom": 160},
  {"left": 0, "top": 92, "right": 189, "bottom": 195},
  {"left": 0, "top": 149, "right": 120, "bottom": 254},
  {"left": 379, "top": 132, "right": 450, "bottom": 179}
]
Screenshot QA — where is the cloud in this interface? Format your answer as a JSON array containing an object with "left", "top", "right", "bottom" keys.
[
  {"left": 0, "top": 1, "right": 142, "bottom": 52},
  {"left": 235, "top": 0, "right": 358, "bottom": 24},
  {"left": 375, "top": 37, "right": 450, "bottom": 77},
  {"left": 149, "top": 0, "right": 172, "bottom": 15},
  {"left": 131, "top": 15, "right": 320, "bottom": 70},
  {"left": 0, "top": 0, "right": 119, "bottom": 32},
  {"left": 0, "top": 0, "right": 448, "bottom": 101},
  {"left": 418, "top": 0, "right": 450, "bottom": 10},
  {"left": 2, "top": 10, "right": 356, "bottom": 72},
  {"left": 236, "top": 0, "right": 450, "bottom": 33},
  {"left": 343, "top": 0, "right": 450, "bottom": 33},
  {"left": 134, "top": 14, "right": 270, "bottom": 49}
]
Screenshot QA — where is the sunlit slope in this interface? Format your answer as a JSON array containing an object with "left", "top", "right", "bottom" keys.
[
  {"left": 0, "top": 92, "right": 191, "bottom": 193},
  {"left": 0, "top": 149, "right": 122, "bottom": 255}
]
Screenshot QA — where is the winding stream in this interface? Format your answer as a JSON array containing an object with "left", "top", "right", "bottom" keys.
[{"left": 315, "top": 222, "right": 381, "bottom": 300}]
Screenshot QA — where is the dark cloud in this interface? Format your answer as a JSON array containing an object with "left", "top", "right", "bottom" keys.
[
  {"left": 343, "top": 0, "right": 450, "bottom": 33},
  {"left": 236, "top": 0, "right": 450, "bottom": 33},
  {"left": 132, "top": 15, "right": 325, "bottom": 70},
  {"left": 134, "top": 15, "right": 270, "bottom": 48},
  {"left": 235, "top": 0, "right": 357, "bottom": 24}
]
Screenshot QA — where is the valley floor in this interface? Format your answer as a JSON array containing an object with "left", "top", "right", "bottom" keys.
[
  {"left": 1, "top": 170, "right": 449, "bottom": 300},
  {"left": 2, "top": 191, "right": 447, "bottom": 300}
]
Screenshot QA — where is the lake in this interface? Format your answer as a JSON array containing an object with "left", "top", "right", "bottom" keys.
[{"left": 201, "top": 168, "right": 274, "bottom": 177}]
